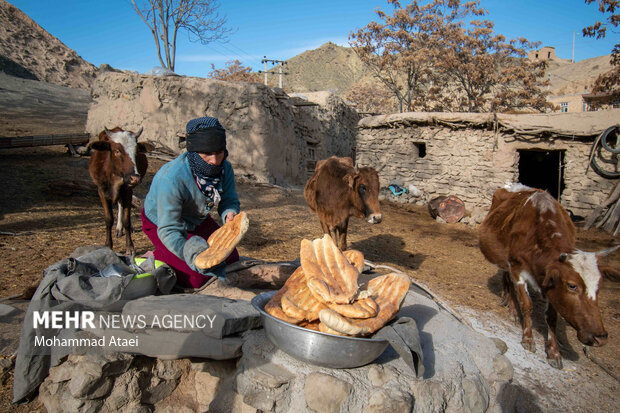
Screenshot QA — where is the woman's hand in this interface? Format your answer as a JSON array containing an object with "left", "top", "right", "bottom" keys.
[{"left": 225, "top": 211, "right": 237, "bottom": 223}]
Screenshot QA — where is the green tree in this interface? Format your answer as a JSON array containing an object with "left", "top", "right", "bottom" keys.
[{"left": 131, "top": 0, "right": 231, "bottom": 72}]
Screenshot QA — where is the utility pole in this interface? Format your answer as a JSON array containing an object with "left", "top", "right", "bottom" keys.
[
  {"left": 572, "top": 31, "right": 575, "bottom": 63},
  {"left": 259, "top": 57, "right": 288, "bottom": 88}
]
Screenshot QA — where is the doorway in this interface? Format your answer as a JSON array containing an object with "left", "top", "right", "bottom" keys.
[{"left": 517, "top": 149, "right": 565, "bottom": 199}]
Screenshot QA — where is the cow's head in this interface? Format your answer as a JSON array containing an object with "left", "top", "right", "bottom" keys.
[
  {"left": 542, "top": 247, "right": 619, "bottom": 347},
  {"left": 344, "top": 166, "right": 382, "bottom": 224},
  {"left": 90, "top": 126, "right": 152, "bottom": 188}
]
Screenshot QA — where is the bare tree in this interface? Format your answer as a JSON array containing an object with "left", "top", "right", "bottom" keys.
[
  {"left": 583, "top": 0, "right": 619, "bottom": 99},
  {"left": 351, "top": 0, "right": 549, "bottom": 113},
  {"left": 131, "top": 0, "right": 231, "bottom": 72},
  {"left": 344, "top": 81, "right": 397, "bottom": 114},
  {"left": 208, "top": 60, "right": 261, "bottom": 82},
  {"left": 349, "top": 0, "right": 484, "bottom": 113},
  {"left": 436, "top": 19, "right": 549, "bottom": 112}
]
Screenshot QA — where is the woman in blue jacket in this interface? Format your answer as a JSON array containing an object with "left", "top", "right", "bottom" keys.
[{"left": 141, "top": 116, "right": 240, "bottom": 288}]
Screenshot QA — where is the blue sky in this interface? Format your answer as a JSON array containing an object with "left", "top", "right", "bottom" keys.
[{"left": 7, "top": 0, "right": 618, "bottom": 78}]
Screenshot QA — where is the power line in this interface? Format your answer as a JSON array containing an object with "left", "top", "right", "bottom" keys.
[{"left": 258, "top": 57, "right": 289, "bottom": 88}]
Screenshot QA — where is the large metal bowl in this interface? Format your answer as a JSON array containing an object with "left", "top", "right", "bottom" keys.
[{"left": 251, "top": 291, "right": 389, "bottom": 369}]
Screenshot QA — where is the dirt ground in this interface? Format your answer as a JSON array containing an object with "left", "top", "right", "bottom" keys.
[{"left": 0, "top": 145, "right": 619, "bottom": 412}]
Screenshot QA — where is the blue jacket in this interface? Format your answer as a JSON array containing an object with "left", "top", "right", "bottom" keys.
[{"left": 144, "top": 152, "right": 240, "bottom": 274}]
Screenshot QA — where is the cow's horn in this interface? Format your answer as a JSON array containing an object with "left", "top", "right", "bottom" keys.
[
  {"left": 104, "top": 126, "right": 111, "bottom": 135},
  {"left": 559, "top": 253, "right": 568, "bottom": 262},
  {"left": 595, "top": 245, "right": 620, "bottom": 257},
  {"left": 135, "top": 127, "right": 143, "bottom": 139}
]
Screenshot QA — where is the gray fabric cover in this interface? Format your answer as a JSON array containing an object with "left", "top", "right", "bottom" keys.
[
  {"left": 12, "top": 247, "right": 175, "bottom": 403},
  {"left": 374, "top": 317, "right": 425, "bottom": 378},
  {"left": 121, "top": 294, "right": 261, "bottom": 339}
]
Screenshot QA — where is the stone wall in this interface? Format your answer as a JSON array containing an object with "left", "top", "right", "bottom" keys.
[
  {"left": 358, "top": 111, "right": 620, "bottom": 219},
  {"left": 86, "top": 73, "right": 358, "bottom": 185},
  {"left": 37, "top": 287, "right": 516, "bottom": 413}
]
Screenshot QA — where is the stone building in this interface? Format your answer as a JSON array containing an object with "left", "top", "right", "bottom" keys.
[
  {"left": 86, "top": 73, "right": 359, "bottom": 186},
  {"left": 528, "top": 46, "right": 559, "bottom": 62},
  {"left": 357, "top": 110, "right": 620, "bottom": 220}
]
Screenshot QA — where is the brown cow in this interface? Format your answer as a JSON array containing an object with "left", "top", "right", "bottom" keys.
[
  {"left": 304, "top": 156, "right": 382, "bottom": 251},
  {"left": 88, "top": 127, "right": 153, "bottom": 255},
  {"left": 479, "top": 183, "right": 619, "bottom": 368}
]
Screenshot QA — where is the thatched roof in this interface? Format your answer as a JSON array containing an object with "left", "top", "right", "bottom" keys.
[{"left": 359, "top": 109, "right": 620, "bottom": 139}]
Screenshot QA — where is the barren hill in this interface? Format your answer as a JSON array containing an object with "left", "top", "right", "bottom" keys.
[
  {"left": 0, "top": 0, "right": 97, "bottom": 89},
  {"left": 547, "top": 54, "right": 613, "bottom": 95},
  {"left": 283, "top": 42, "right": 614, "bottom": 104},
  {"left": 283, "top": 42, "right": 370, "bottom": 94}
]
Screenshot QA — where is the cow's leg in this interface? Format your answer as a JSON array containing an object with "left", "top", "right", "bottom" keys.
[
  {"left": 545, "top": 303, "right": 563, "bottom": 369},
  {"left": 510, "top": 262, "right": 536, "bottom": 352},
  {"left": 501, "top": 270, "right": 519, "bottom": 322},
  {"left": 319, "top": 219, "right": 330, "bottom": 236},
  {"left": 120, "top": 190, "right": 135, "bottom": 256},
  {"left": 336, "top": 218, "right": 349, "bottom": 251},
  {"left": 116, "top": 201, "right": 124, "bottom": 237},
  {"left": 97, "top": 188, "right": 114, "bottom": 250}
]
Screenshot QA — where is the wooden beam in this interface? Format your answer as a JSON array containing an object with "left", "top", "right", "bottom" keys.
[{"left": 0, "top": 133, "right": 90, "bottom": 149}]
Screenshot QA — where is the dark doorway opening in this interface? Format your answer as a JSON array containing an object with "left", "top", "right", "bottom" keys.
[{"left": 518, "top": 149, "right": 565, "bottom": 199}]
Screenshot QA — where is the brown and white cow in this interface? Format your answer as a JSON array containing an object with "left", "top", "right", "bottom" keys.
[
  {"left": 88, "top": 127, "right": 153, "bottom": 255},
  {"left": 479, "top": 183, "right": 619, "bottom": 369},
  {"left": 304, "top": 156, "right": 382, "bottom": 251}
]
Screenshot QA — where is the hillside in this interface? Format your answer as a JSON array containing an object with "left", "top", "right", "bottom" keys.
[
  {"left": 0, "top": 0, "right": 97, "bottom": 89},
  {"left": 547, "top": 54, "right": 613, "bottom": 95},
  {"left": 282, "top": 42, "right": 614, "bottom": 105},
  {"left": 282, "top": 42, "right": 370, "bottom": 94}
]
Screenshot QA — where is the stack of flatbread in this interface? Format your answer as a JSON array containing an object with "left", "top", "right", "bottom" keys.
[{"left": 266, "top": 234, "right": 411, "bottom": 337}]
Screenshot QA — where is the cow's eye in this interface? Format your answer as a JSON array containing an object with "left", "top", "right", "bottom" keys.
[
  {"left": 358, "top": 184, "right": 366, "bottom": 196},
  {"left": 114, "top": 149, "right": 121, "bottom": 156},
  {"left": 567, "top": 283, "right": 578, "bottom": 292}
]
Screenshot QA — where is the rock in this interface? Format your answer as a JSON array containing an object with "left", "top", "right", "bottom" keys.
[
  {"left": 142, "top": 376, "right": 179, "bottom": 405},
  {"left": 490, "top": 337, "right": 508, "bottom": 355},
  {"left": 102, "top": 370, "right": 142, "bottom": 410},
  {"left": 366, "top": 389, "right": 413, "bottom": 413},
  {"left": 121, "top": 401, "right": 152, "bottom": 413},
  {"left": 194, "top": 371, "right": 220, "bottom": 408},
  {"left": 68, "top": 371, "right": 113, "bottom": 399},
  {"left": 367, "top": 365, "right": 394, "bottom": 387},
  {"left": 59, "top": 393, "right": 102, "bottom": 413},
  {"left": 248, "top": 362, "right": 294, "bottom": 389},
  {"left": 411, "top": 381, "right": 449, "bottom": 413},
  {"left": 0, "top": 303, "right": 18, "bottom": 317},
  {"left": 462, "top": 377, "right": 489, "bottom": 413},
  {"left": 155, "top": 359, "right": 183, "bottom": 381},
  {"left": 491, "top": 354, "right": 514, "bottom": 382},
  {"left": 304, "top": 373, "right": 352, "bottom": 413},
  {"left": 190, "top": 359, "right": 238, "bottom": 377}
]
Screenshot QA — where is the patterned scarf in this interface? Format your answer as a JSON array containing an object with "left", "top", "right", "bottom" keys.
[{"left": 187, "top": 152, "right": 223, "bottom": 204}]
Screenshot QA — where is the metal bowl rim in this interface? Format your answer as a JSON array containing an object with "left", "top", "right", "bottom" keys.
[{"left": 251, "top": 291, "right": 388, "bottom": 344}]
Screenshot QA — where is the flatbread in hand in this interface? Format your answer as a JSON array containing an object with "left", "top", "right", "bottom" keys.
[{"left": 195, "top": 211, "right": 249, "bottom": 269}]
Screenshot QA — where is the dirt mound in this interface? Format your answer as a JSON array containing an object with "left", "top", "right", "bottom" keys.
[
  {"left": 283, "top": 42, "right": 369, "bottom": 93},
  {"left": 0, "top": 0, "right": 97, "bottom": 89}
]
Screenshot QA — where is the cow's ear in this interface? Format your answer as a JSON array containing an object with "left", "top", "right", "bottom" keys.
[
  {"left": 89, "top": 141, "right": 111, "bottom": 151},
  {"left": 343, "top": 173, "right": 356, "bottom": 189},
  {"left": 138, "top": 142, "right": 155, "bottom": 153},
  {"left": 543, "top": 269, "right": 559, "bottom": 288}
]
